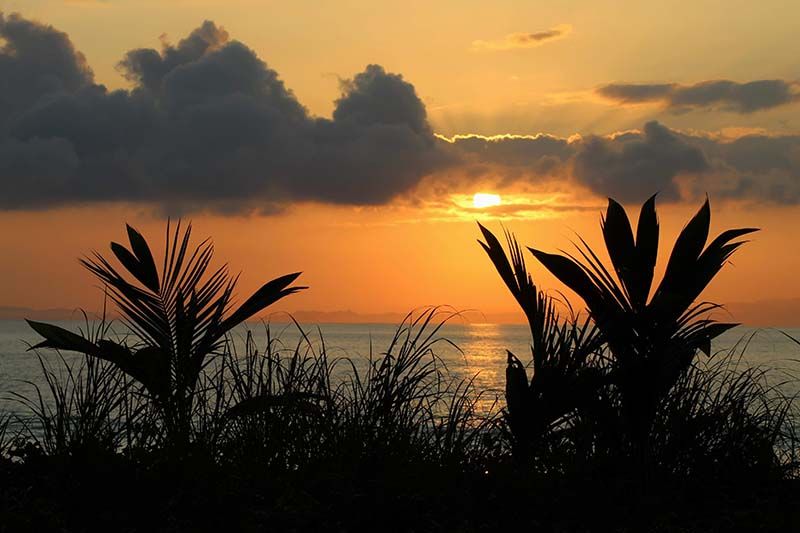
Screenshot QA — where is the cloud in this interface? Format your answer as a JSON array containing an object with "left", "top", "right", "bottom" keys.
[
  {"left": 572, "top": 122, "right": 708, "bottom": 202},
  {"left": 0, "top": 14, "right": 447, "bottom": 212},
  {"left": 118, "top": 20, "right": 231, "bottom": 94},
  {"left": 597, "top": 79, "right": 800, "bottom": 113},
  {"left": 434, "top": 133, "right": 573, "bottom": 195},
  {"left": 63, "top": 0, "right": 111, "bottom": 5},
  {"left": 0, "top": 13, "right": 798, "bottom": 213},
  {"left": 0, "top": 13, "right": 93, "bottom": 122},
  {"left": 444, "top": 124, "right": 800, "bottom": 206},
  {"left": 471, "top": 25, "right": 572, "bottom": 52},
  {"left": 689, "top": 132, "right": 800, "bottom": 204},
  {"left": 441, "top": 124, "right": 709, "bottom": 203}
]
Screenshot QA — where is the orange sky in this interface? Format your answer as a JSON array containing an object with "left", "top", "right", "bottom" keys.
[
  {"left": 2, "top": 199, "right": 798, "bottom": 325},
  {"left": 0, "top": 1, "right": 799, "bottom": 325}
]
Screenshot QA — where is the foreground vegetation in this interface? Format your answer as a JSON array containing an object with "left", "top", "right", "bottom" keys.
[{"left": 2, "top": 197, "right": 800, "bottom": 532}]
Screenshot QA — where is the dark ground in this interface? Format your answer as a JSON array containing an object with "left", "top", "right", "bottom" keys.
[{"left": 2, "top": 453, "right": 799, "bottom": 533}]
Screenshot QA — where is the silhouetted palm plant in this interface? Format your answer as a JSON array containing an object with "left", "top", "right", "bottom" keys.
[
  {"left": 478, "top": 223, "right": 603, "bottom": 462},
  {"left": 527, "top": 195, "right": 757, "bottom": 457},
  {"left": 26, "top": 222, "right": 305, "bottom": 450}
]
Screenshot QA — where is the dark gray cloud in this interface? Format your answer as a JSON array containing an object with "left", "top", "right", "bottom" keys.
[
  {"left": 597, "top": 79, "right": 799, "bottom": 113},
  {"left": 118, "top": 20, "right": 230, "bottom": 94},
  {"left": 0, "top": 13, "right": 799, "bottom": 212},
  {"left": 444, "top": 123, "right": 800, "bottom": 205},
  {"left": 573, "top": 121, "right": 708, "bottom": 202},
  {"left": 0, "top": 13, "right": 93, "bottom": 123},
  {"left": 442, "top": 134, "right": 571, "bottom": 167},
  {"left": 334, "top": 66, "right": 431, "bottom": 135},
  {"left": 0, "top": 14, "right": 446, "bottom": 212},
  {"left": 440, "top": 133, "right": 572, "bottom": 184},
  {"left": 596, "top": 83, "right": 674, "bottom": 104},
  {"left": 441, "top": 124, "right": 710, "bottom": 202},
  {"left": 687, "top": 132, "right": 800, "bottom": 204}
]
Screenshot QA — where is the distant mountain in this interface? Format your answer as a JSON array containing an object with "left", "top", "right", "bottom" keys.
[
  {"left": 0, "top": 306, "right": 87, "bottom": 321},
  {"left": 1, "top": 301, "right": 797, "bottom": 327},
  {"left": 259, "top": 309, "right": 527, "bottom": 325},
  {"left": 0, "top": 305, "right": 526, "bottom": 325}
]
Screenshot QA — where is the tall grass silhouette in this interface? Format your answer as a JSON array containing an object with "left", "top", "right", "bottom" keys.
[
  {"left": 478, "top": 195, "right": 797, "bottom": 480},
  {"left": 25, "top": 222, "right": 305, "bottom": 451},
  {"left": 17, "top": 223, "right": 497, "bottom": 470},
  {"left": 528, "top": 196, "right": 758, "bottom": 463},
  {"left": 477, "top": 223, "right": 604, "bottom": 465},
  {"left": 1, "top": 210, "right": 798, "bottom": 531}
]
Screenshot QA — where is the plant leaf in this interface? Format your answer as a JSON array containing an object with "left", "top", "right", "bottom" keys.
[
  {"left": 218, "top": 272, "right": 305, "bottom": 334},
  {"left": 126, "top": 224, "right": 160, "bottom": 292},
  {"left": 26, "top": 320, "right": 98, "bottom": 354},
  {"left": 601, "top": 198, "right": 636, "bottom": 303},
  {"left": 633, "top": 194, "right": 659, "bottom": 308},
  {"left": 528, "top": 248, "right": 605, "bottom": 314},
  {"left": 224, "top": 392, "right": 327, "bottom": 420}
]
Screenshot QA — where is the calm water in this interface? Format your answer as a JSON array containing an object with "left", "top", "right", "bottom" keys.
[{"left": 1, "top": 319, "right": 799, "bottom": 419}]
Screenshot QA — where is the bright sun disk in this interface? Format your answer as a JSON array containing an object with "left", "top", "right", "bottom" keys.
[{"left": 473, "top": 193, "right": 501, "bottom": 208}]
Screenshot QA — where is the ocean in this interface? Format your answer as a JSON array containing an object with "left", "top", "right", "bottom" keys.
[{"left": 1, "top": 319, "right": 799, "bottom": 420}]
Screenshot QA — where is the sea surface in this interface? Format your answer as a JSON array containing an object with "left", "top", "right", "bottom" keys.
[{"left": 1, "top": 319, "right": 799, "bottom": 420}]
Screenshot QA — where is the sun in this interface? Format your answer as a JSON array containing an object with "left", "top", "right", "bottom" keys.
[{"left": 473, "top": 193, "right": 501, "bottom": 209}]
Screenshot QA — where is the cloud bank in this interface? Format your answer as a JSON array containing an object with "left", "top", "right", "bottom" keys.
[
  {"left": 0, "top": 13, "right": 799, "bottom": 213},
  {"left": 597, "top": 79, "right": 800, "bottom": 113},
  {"left": 442, "top": 123, "right": 800, "bottom": 205},
  {"left": 0, "top": 14, "right": 446, "bottom": 212}
]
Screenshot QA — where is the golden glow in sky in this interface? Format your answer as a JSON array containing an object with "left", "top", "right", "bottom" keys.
[
  {"left": 472, "top": 193, "right": 501, "bottom": 209},
  {"left": 0, "top": 1, "right": 798, "bottom": 326}
]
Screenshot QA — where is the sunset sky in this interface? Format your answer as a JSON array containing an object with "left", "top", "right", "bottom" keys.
[{"left": 0, "top": 1, "right": 798, "bottom": 325}]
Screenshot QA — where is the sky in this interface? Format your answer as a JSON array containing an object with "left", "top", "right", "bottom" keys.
[{"left": 0, "top": 0, "right": 798, "bottom": 325}]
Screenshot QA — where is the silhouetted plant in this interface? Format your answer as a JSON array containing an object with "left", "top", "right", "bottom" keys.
[
  {"left": 335, "top": 310, "right": 475, "bottom": 465},
  {"left": 10, "top": 352, "right": 130, "bottom": 457},
  {"left": 0, "top": 413, "right": 11, "bottom": 459},
  {"left": 478, "top": 223, "right": 604, "bottom": 464},
  {"left": 205, "top": 325, "right": 336, "bottom": 470},
  {"left": 26, "top": 222, "right": 305, "bottom": 450},
  {"left": 650, "top": 346, "right": 797, "bottom": 480},
  {"left": 528, "top": 196, "right": 757, "bottom": 459},
  {"left": 190, "top": 309, "right": 500, "bottom": 471},
  {"left": 5, "top": 311, "right": 160, "bottom": 459}
]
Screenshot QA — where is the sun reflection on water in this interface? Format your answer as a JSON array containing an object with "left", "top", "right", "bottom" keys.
[{"left": 456, "top": 322, "right": 516, "bottom": 412}]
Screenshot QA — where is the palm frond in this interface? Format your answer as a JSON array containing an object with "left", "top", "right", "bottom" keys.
[
  {"left": 527, "top": 194, "right": 757, "bottom": 451},
  {"left": 478, "top": 223, "right": 604, "bottom": 457},
  {"left": 28, "top": 221, "right": 306, "bottom": 449}
]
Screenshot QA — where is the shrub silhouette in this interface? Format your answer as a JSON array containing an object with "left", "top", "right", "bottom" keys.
[
  {"left": 478, "top": 223, "right": 604, "bottom": 463},
  {"left": 26, "top": 222, "right": 305, "bottom": 450},
  {"left": 527, "top": 195, "right": 757, "bottom": 458},
  {"left": 2, "top": 210, "right": 797, "bottom": 530}
]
